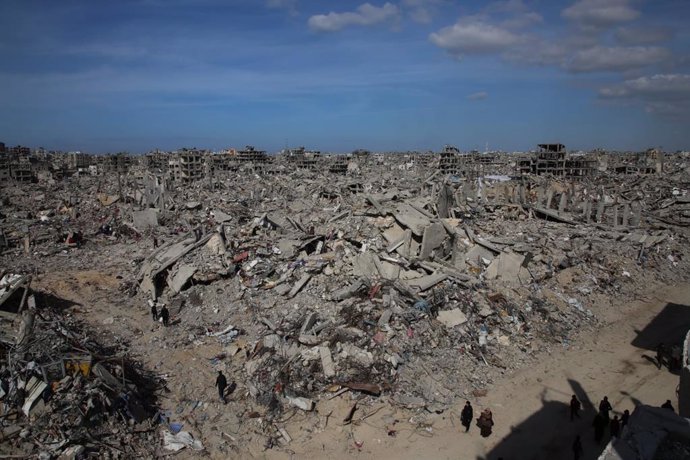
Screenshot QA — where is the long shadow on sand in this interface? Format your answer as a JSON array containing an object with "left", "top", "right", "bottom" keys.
[
  {"left": 33, "top": 290, "right": 82, "bottom": 312},
  {"left": 631, "top": 302, "right": 690, "bottom": 351},
  {"left": 477, "top": 380, "right": 613, "bottom": 460}
]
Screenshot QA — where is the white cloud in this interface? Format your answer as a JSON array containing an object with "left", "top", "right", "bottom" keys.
[
  {"left": 484, "top": 0, "right": 530, "bottom": 14},
  {"left": 562, "top": 0, "right": 639, "bottom": 28},
  {"left": 501, "top": 11, "right": 543, "bottom": 29},
  {"left": 308, "top": 3, "right": 399, "bottom": 32},
  {"left": 600, "top": 74, "right": 690, "bottom": 98},
  {"left": 403, "top": 0, "right": 443, "bottom": 24},
  {"left": 429, "top": 19, "right": 522, "bottom": 56},
  {"left": 467, "top": 91, "right": 488, "bottom": 100},
  {"left": 566, "top": 46, "right": 670, "bottom": 72},
  {"left": 615, "top": 26, "right": 674, "bottom": 45},
  {"left": 600, "top": 74, "right": 690, "bottom": 116}
]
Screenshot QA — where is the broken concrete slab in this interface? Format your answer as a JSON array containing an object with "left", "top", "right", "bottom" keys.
[
  {"left": 420, "top": 222, "right": 446, "bottom": 260},
  {"left": 287, "top": 274, "right": 312, "bottom": 298},
  {"left": 340, "top": 343, "right": 374, "bottom": 366},
  {"left": 212, "top": 209, "right": 232, "bottom": 223},
  {"left": 374, "top": 258, "right": 400, "bottom": 280},
  {"left": 330, "top": 279, "right": 365, "bottom": 301},
  {"left": 437, "top": 308, "right": 468, "bottom": 327},
  {"left": 465, "top": 244, "right": 496, "bottom": 267},
  {"left": 485, "top": 251, "right": 526, "bottom": 284},
  {"left": 353, "top": 252, "right": 380, "bottom": 279},
  {"left": 319, "top": 346, "right": 336, "bottom": 378},
  {"left": 405, "top": 272, "right": 447, "bottom": 291},
  {"left": 394, "top": 203, "right": 431, "bottom": 237},
  {"left": 168, "top": 264, "right": 197, "bottom": 294},
  {"left": 132, "top": 208, "right": 159, "bottom": 230}
]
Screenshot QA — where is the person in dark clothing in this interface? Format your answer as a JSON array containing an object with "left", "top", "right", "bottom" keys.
[
  {"left": 610, "top": 415, "right": 621, "bottom": 438},
  {"left": 215, "top": 371, "right": 227, "bottom": 403},
  {"left": 160, "top": 305, "right": 169, "bottom": 327},
  {"left": 656, "top": 343, "right": 667, "bottom": 369},
  {"left": 621, "top": 409, "right": 630, "bottom": 428},
  {"left": 593, "top": 412, "right": 607, "bottom": 443},
  {"left": 151, "top": 303, "right": 157, "bottom": 321},
  {"left": 661, "top": 400, "right": 674, "bottom": 412},
  {"left": 599, "top": 396, "right": 612, "bottom": 421},
  {"left": 573, "top": 435, "right": 583, "bottom": 460},
  {"left": 671, "top": 345, "right": 682, "bottom": 371},
  {"left": 477, "top": 408, "right": 494, "bottom": 437},
  {"left": 461, "top": 401, "right": 473, "bottom": 433},
  {"left": 153, "top": 236, "right": 158, "bottom": 248},
  {"left": 570, "top": 395, "right": 582, "bottom": 421}
]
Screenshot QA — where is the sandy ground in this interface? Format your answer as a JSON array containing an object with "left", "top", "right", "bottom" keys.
[{"left": 32, "top": 271, "right": 690, "bottom": 460}]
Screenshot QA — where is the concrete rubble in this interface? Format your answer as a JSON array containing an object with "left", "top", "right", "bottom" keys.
[
  {"left": 0, "top": 275, "right": 161, "bottom": 458},
  {"left": 1, "top": 145, "right": 690, "bottom": 456}
]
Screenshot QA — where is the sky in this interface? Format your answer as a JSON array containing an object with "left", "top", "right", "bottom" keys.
[{"left": 0, "top": 0, "right": 689, "bottom": 153}]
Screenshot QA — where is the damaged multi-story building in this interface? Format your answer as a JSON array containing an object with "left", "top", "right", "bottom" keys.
[
  {"left": 168, "top": 148, "right": 207, "bottom": 183},
  {"left": 517, "top": 143, "right": 597, "bottom": 179},
  {"left": 0, "top": 144, "right": 35, "bottom": 182},
  {"left": 283, "top": 147, "right": 321, "bottom": 170}
]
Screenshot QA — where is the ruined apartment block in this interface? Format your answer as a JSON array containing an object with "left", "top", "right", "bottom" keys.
[
  {"left": 5, "top": 146, "right": 34, "bottom": 182},
  {"left": 94, "top": 153, "right": 133, "bottom": 176},
  {"left": 168, "top": 149, "right": 206, "bottom": 184},
  {"left": 518, "top": 143, "right": 597, "bottom": 179},
  {"left": 144, "top": 149, "right": 170, "bottom": 173},
  {"left": 284, "top": 146, "right": 321, "bottom": 170},
  {"left": 607, "top": 148, "right": 664, "bottom": 175}
]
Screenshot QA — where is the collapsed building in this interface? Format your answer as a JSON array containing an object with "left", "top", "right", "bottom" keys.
[
  {"left": 1, "top": 141, "right": 689, "bottom": 457},
  {"left": 518, "top": 143, "right": 597, "bottom": 179},
  {"left": 0, "top": 273, "right": 161, "bottom": 458}
]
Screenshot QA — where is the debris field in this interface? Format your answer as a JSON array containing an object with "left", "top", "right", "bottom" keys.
[{"left": 1, "top": 148, "right": 689, "bottom": 458}]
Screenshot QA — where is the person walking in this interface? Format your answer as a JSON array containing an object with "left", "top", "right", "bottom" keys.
[
  {"left": 461, "top": 401, "right": 473, "bottom": 433},
  {"left": 151, "top": 303, "right": 158, "bottom": 321},
  {"left": 215, "top": 370, "right": 227, "bottom": 403},
  {"left": 621, "top": 409, "right": 630, "bottom": 429},
  {"left": 656, "top": 343, "right": 666, "bottom": 369},
  {"left": 599, "top": 396, "right": 612, "bottom": 421},
  {"left": 610, "top": 415, "right": 621, "bottom": 438},
  {"left": 593, "top": 412, "right": 607, "bottom": 444},
  {"left": 570, "top": 395, "right": 581, "bottom": 421},
  {"left": 160, "top": 305, "right": 169, "bottom": 327},
  {"left": 477, "top": 408, "right": 494, "bottom": 437},
  {"left": 572, "top": 435, "right": 583, "bottom": 460}
]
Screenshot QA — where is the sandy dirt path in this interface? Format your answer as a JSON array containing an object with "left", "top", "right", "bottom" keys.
[{"left": 287, "top": 284, "right": 690, "bottom": 460}]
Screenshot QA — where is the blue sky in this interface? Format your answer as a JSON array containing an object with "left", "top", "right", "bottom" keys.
[{"left": 1, "top": 0, "right": 689, "bottom": 153}]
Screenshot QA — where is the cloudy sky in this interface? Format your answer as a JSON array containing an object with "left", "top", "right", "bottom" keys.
[{"left": 1, "top": 0, "right": 689, "bottom": 153}]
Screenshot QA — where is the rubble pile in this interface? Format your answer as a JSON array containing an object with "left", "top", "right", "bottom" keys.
[
  {"left": 0, "top": 275, "right": 161, "bottom": 458},
  {"left": 1, "top": 151, "right": 690, "bottom": 455}
]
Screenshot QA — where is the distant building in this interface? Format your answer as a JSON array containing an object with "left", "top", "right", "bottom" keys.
[{"left": 518, "top": 143, "right": 596, "bottom": 178}]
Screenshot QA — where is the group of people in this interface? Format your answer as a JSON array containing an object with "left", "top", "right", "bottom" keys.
[
  {"left": 150, "top": 302, "right": 169, "bottom": 326},
  {"left": 569, "top": 394, "right": 676, "bottom": 459},
  {"left": 656, "top": 342, "right": 682, "bottom": 371},
  {"left": 567, "top": 395, "right": 630, "bottom": 459},
  {"left": 459, "top": 401, "right": 495, "bottom": 438},
  {"left": 590, "top": 396, "right": 626, "bottom": 444}
]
